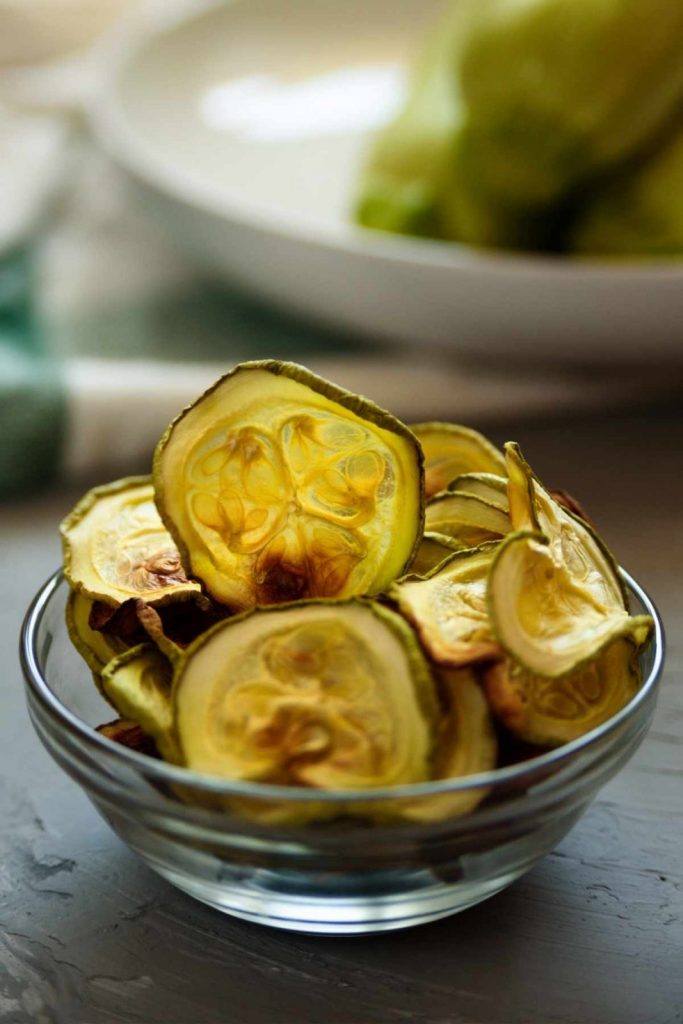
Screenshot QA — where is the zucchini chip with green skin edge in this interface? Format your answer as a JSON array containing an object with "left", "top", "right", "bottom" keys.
[
  {"left": 391, "top": 542, "right": 502, "bottom": 667},
  {"left": 409, "top": 531, "right": 467, "bottom": 576},
  {"left": 154, "top": 361, "right": 424, "bottom": 611},
  {"left": 173, "top": 600, "right": 438, "bottom": 821},
  {"left": 66, "top": 590, "right": 126, "bottom": 684},
  {"left": 483, "top": 638, "right": 643, "bottom": 747},
  {"left": 375, "top": 668, "right": 497, "bottom": 823},
  {"left": 487, "top": 531, "right": 653, "bottom": 679},
  {"left": 424, "top": 491, "right": 510, "bottom": 548},
  {"left": 101, "top": 644, "right": 178, "bottom": 762},
  {"left": 61, "top": 477, "right": 201, "bottom": 608},
  {"left": 411, "top": 422, "right": 506, "bottom": 499},
  {"left": 447, "top": 472, "right": 509, "bottom": 512},
  {"left": 504, "top": 442, "right": 627, "bottom": 609}
]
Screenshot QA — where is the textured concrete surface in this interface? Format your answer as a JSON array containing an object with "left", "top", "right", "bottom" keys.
[{"left": 1, "top": 404, "right": 682, "bottom": 1024}]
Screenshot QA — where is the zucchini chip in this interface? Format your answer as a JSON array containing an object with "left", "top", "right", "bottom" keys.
[
  {"left": 504, "top": 443, "right": 625, "bottom": 609},
  {"left": 154, "top": 362, "right": 423, "bottom": 610},
  {"left": 61, "top": 477, "right": 201, "bottom": 608},
  {"left": 174, "top": 601, "right": 438, "bottom": 797},
  {"left": 448, "top": 472, "right": 509, "bottom": 512},
  {"left": 391, "top": 542, "right": 501, "bottom": 667},
  {"left": 488, "top": 532, "right": 653, "bottom": 679},
  {"left": 411, "top": 422, "right": 506, "bottom": 499},
  {"left": 384, "top": 668, "right": 497, "bottom": 823},
  {"left": 483, "top": 638, "right": 643, "bottom": 746},
  {"left": 409, "top": 531, "right": 466, "bottom": 576},
  {"left": 424, "top": 491, "right": 510, "bottom": 547},
  {"left": 66, "top": 590, "right": 126, "bottom": 679},
  {"left": 101, "top": 644, "right": 178, "bottom": 761}
]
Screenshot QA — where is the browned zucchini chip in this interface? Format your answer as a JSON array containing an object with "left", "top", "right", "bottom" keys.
[
  {"left": 154, "top": 362, "right": 424, "bottom": 610},
  {"left": 61, "top": 477, "right": 201, "bottom": 608},
  {"left": 96, "top": 718, "right": 159, "bottom": 756}
]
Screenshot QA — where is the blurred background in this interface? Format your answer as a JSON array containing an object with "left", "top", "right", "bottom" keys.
[{"left": 1, "top": 0, "right": 682, "bottom": 500}]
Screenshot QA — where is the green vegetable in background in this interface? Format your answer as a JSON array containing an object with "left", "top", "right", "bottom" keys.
[
  {"left": 571, "top": 125, "right": 683, "bottom": 257},
  {"left": 355, "top": 1, "right": 474, "bottom": 239},
  {"left": 356, "top": 0, "right": 683, "bottom": 254},
  {"left": 458, "top": 0, "right": 683, "bottom": 209}
]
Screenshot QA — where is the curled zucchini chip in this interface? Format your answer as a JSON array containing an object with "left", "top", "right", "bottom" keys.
[
  {"left": 154, "top": 362, "right": 423, "bottom": 610},
  {"left": 504, "top": 443, "right": 625, "bottom": 610},
  {"left": 448, "top": 472, "right": 509, "bottom": 512},
  {"left": 61, "top": 477, "right": 201, "bottom": 608},
  {"left": 101, "top": 644, "right": 178, "bottom": 761},
  {"left": 483, "top": 638, "right": 643, "bottom": 747},
  {"left": 424, "top": 491, "right": 510, "bottom": 547},
  {"left": 66, "top": 590, "right": 126, "bottom": 679},
  {"left": 409, "top": 531, "right": 466, "bottom": 576},
  {"left": 488, "top": 532, "right": 653, "bottom": 679},
  {"left": 391, "top": 542, "right": 501, "bottom": 667},
  {"left": 382, "top": 669, "right": 497, "bottom": 823},
  {"left": 411, "top": 422, "right": 506, "bottom": 499},
  {"left": 174, "top": 602, "right": 438, "bottom": 801}
]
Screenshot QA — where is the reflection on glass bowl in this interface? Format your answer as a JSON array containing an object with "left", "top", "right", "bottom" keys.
[{"left": 21, "top": 570, "right": 663, "bottom": 935}]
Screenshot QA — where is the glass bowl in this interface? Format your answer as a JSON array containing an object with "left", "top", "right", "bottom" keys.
[{"left": 21, "top": 570, "right": 664, "bottom": 935}]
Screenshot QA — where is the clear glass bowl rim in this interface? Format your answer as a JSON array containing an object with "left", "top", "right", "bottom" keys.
[{"left": 21, "top": 568, "right": 665, "bottom": 806}]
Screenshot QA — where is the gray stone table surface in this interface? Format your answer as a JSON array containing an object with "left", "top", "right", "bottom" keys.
[{"left": 1, "top": 402, "right": 682, "bottom": 1024}]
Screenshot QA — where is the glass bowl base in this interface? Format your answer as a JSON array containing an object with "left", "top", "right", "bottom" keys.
[{"left": 139, "top": 859, "right": 528, "bottom": 935}]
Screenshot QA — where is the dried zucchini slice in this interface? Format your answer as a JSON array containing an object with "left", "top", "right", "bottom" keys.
[
  {"left": 61, "top": 477, "right": 201, "bottom": 608},
  {"left": 154, "top": 362, "right": 423, "bottom": 610},
  {"left": 409, "top": 531, "right": 466, "bottom": 576},
  {"left": 391, "top": 542, "right": 501, "bottom": 667},
  {"left": 174, "top": 601, "right": 438, "bottom": 798},
  {"left": 382, "top": 668, "right": 497, "bottom": 823},
  {"left": 96, "top": 718, "right": 159, "bottom": 755},
  {"left": 101, "top": 644, "right": 178, "bottom": 761},
  {"left": 483, "top": 638, "right": 642, "bottom": 747},
  {"left": 411, "top": 422, "right": 506, "bottom": 499},
  {"left": 504, "top": 443, "right": 625, "bottom": 609},
  {"left": 488, "top": 532, "right": 653, "bottom": 679},
  {"left": 424, "top": 491, "right": 510, "bottom": 547},
  {"left": 134, "top": 602, "right": 184, "bottom": 665},
  {"left": 448, "top": 472, "right": 509, "bottom": 512},
  {"left": 66, "top": 590, "right": 126, "bottom": 677}
]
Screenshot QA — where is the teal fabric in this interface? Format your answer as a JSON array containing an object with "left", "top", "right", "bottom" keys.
[
  {"left": 0, "top": 255, "right": 375, "bottom": 499},
  {"left": 0, "top": 247, "right": 67, "bottom": 499}
]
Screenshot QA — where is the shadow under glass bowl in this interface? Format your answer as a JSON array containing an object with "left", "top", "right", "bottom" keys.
[{"left": 21, "top": 570, "right": 664, "bottom": 935}]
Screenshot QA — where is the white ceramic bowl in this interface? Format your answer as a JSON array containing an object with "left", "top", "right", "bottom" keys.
[{"left": 94, "top": 0, "right": 683, "bottom": 363}]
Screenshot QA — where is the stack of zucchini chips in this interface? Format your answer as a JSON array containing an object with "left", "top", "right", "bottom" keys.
[{"left": 62, "top": 361, "right": 652, "bottom": 824}]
